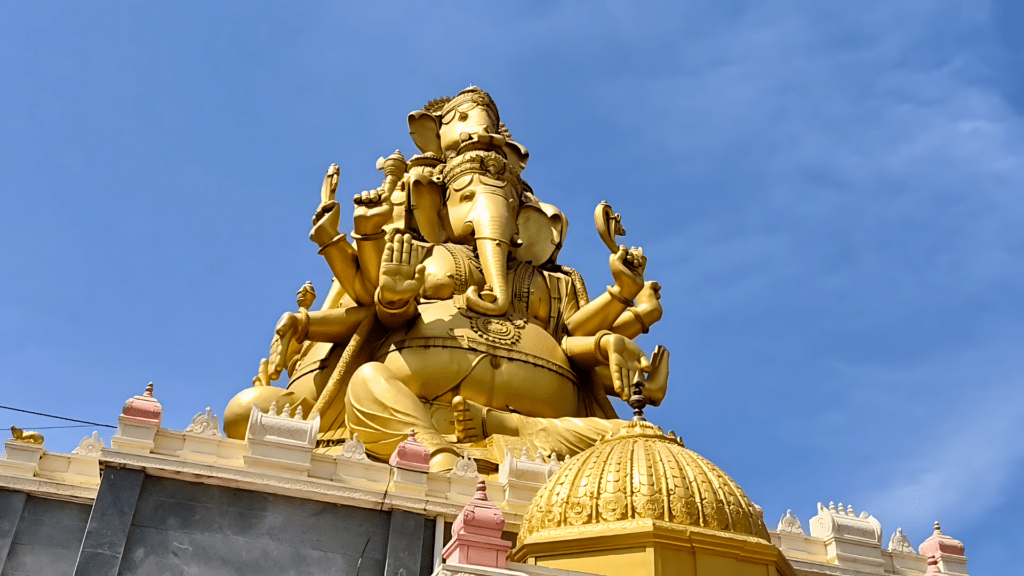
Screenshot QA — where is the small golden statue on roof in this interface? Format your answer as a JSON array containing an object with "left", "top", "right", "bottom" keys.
[{"left": 224, "top": 87, "right": 670, "bottom": 472}]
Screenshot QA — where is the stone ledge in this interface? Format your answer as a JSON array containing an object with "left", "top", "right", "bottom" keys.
[
  {"left": 0, "top": 472, "right": 98, "bottom": 504},
  {"left": 98, "top": 447, "right": 526, "bottom": 528}
]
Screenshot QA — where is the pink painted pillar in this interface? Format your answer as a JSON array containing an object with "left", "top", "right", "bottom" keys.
[
  {"left": 919, "top": 521, "right": 967, "bottom": 576},
  {"left": 389, "top": 431, "right": 430, "bottom": 471},
  {"left": 122, "top": 382, "right": 162, "bottom": 426},
  {"left": 442, "top": 479, "right": 511, "bottom": 569}
]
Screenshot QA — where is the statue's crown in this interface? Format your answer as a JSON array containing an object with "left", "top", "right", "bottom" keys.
[{"left": 423, "top": 86, "right": 500, "bottom": 123}]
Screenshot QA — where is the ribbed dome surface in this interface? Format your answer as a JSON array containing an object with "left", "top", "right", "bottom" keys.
[{"left": 518, "top": 419, "right": 770, "bottom": 546}]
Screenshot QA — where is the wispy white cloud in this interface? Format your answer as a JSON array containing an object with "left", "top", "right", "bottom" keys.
[{"left": 853, "top": 338, "right": 1024, "bottom": 537}]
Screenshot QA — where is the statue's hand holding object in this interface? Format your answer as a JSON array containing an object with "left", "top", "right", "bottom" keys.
[
  {"left": 310, "top": 164, "right": 342, "bottom": 246},
  {"left": 609, "top": 245, "right": 647, "bottom": 301},
  {"left": 352, "top": 188, "right": 394, "bottom": 235},
  {"left": 635, "top": 281, "right": 663, "bottom": 322}
]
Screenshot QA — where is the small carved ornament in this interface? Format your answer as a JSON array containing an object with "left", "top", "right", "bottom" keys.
[{"left": 71, "top": 431, "right": 105, "bottom": 455}]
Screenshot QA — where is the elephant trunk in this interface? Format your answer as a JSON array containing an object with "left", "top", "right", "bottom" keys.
[{"left": 465, "top": 191, "right": 516, "bottom": 316}]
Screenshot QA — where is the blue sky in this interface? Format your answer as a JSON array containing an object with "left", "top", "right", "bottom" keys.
[{"left": 2, "top": 2, "right": 1021, "bottom": 572}]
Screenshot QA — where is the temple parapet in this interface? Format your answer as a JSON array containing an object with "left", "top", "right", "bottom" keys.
[
  {"left": 0, "top": 386, "right": 976, "bottom": 576},
  {"left": 770, "top": 505, "right": 968, "bottom": 576},
  {"left": 0, "top": 429, "right": 102, "bottom": 504},
  {"left": 0, "top": 383, "right": 556, "bottom": 530}
]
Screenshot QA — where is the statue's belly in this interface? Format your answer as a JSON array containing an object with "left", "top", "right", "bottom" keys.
[{"left": 376, "top": 300, "right": 579, "bottom": 418}]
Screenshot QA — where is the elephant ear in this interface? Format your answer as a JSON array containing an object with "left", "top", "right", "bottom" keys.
[
  {"left": 503, "top": 140, "right": 529, "bottom": 172},
  {"left": 515, "top": 199, "right": 567, "bottom": 266},
  {"left": 408, "top": 111, "right": 442, "bottom": 156}
]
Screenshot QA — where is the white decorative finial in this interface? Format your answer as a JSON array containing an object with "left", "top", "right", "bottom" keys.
[
  {"left": 269, "top": 401, "right": 278, "bottom": 415},
  {"left": 71, "top": 431, "right": 105, "bottom": 456},
  {"left": 295, "top": 405, "right": 303, "bottom": 419}
]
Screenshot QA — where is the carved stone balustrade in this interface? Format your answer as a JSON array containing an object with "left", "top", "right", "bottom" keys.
[
  {"left": 499, "top": 448, "right": 558, "bottom": 513},
  {"left": 770, "top": 503, "right": 968, "bottom": 576},
  {"left": 243, "top": 402, "right": 319, "bottom": 476},
  {"left": 808, "top": 501, "right": 884, "bottom": 574}
]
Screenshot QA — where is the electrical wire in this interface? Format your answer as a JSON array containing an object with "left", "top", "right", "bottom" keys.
[
  {"left": 12, "top": 425, "right": 96, "bottom": 430},
  {"left": 0, "top": 405, "right": 116, "bottom": 429}
]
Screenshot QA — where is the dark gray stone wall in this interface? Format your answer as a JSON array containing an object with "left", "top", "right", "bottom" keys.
[
  {"left": 117, "top": 475, "right": 400, "bottom": 576},
  {"left": 385, "top": 509, "right": 424, "bottom": 576},
  {"left": 0, "top": 490, "right": 27, "bottom": 570},
  {"left": 2, "top": 472, "right": 441, "bottom": 575},
  {"left": 0, "top": 492, "right": 90, "bottom": 576},
  {"left": 75, "top": 467, "right": 145, "bottom": 576}
]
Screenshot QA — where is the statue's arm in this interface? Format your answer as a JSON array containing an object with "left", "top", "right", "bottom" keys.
[
  {"left": 307, "top": 190, "right": 374, "bottom": 305},
  {"left": 610, "top": 281, "right": 663, "bottom": 338},
  {"left": 565, "top": 246, "right": 647, "bottom": 336},
  {"left": 352, "top": 189, "right": 394, "bottom": 291},
  {"left": 564, "top": 289, "right": 632, "bottom": 336},
  {"left": 563, "top": 332, "right": 651, "bottom": 403}
]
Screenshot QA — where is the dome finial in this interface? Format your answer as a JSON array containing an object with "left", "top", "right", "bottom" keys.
[{"left": 627, "top": 372, "right": 647, "bottom": 422}]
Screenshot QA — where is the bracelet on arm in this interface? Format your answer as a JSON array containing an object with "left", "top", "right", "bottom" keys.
[
  {"left": 560, "top": 331, "right": 613, "bottom": 367},
  {"left": 606, "top": 285, "right": 634, "bottom": 307},
  {"left": 374, "top": 288, "right": 418, "bottom": 329},
  {"left": 627, "top": 307, "right": 650, "bottom": 334},
  {"left": 594, "top": 330, "right": 613, "bottom": 363},
  {"left": 316, "top": 233, "right": 348, "bottom": 255},
  {"left": 298, "top": 308, "right": 311, "bottom": 341},
  {"left": 350, "top": 229, "right": 387, "bottom": 242}
]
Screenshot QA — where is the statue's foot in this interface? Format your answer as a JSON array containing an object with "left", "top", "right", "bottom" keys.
[{"left": 452, "top": 395, "right": 485, "bottom": 443}]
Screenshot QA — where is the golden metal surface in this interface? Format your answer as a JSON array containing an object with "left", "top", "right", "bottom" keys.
[
  {"left": 516, "top": 420, "right": 770, "bottom": 547},
  {"left": 10, "top": 426, "right": 44, "bottom": 444},
  {"left": 511, "top": 420, "right": 792, "bottom": 576},
  {"left": 223, "top": 87, "right": 669, "bottom": 472}
]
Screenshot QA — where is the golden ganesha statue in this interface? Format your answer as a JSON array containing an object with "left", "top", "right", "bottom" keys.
[{"left": 224, "top": 87, "right": 670, "bottom": 472}]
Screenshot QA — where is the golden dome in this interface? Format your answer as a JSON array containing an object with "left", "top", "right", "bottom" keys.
[{"left": 517, "top": 419, "right": 770, "bottom": 547}]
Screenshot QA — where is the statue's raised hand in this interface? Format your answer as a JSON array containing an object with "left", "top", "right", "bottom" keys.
[
  {"left": 268, "top": 311, "right": 303, "bottom": 380},
  {"left": 600, "top": 333, "right": 652, "bottom": 402},
  {"left": 353, "top": 187, "right": 393, "bottom": 235},
  {"left": 642, "top": 346, "right": 669, "bottom": 407},
  {"left": 609, "top": 245, "right": 647, "bottom": 301},
  {"left": 378, "top": 233, "right": 425, "bottom": 308},
  {"left": 310, "top": 164, "right": 342, "bottom": 246}
]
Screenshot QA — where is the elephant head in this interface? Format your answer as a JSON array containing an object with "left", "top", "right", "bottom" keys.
[
  {"left": 408, "top": 87, "right": 529, "bottom": 168},
  {"left": 406, "top": 88, "right": 537, "bottom": 317}
]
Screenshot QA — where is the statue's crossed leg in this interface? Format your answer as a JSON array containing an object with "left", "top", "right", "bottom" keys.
[{"left": 344, "top": 361, "right": 625, "bottom": 472}]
